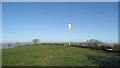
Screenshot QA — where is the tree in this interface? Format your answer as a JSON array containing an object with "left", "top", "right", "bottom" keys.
[
  {"left": 85, "top": 39, "right": 104, "bottom": 46},
  {"left": 33, "top": 39, "right": 40, "bottom": 45},
  {"left": 8, "top": 43, "right": 12, "bottom": 48},
  {"left": 16, "top": 42, "right": 21, "bottom": 46},
  {"left": 84, "top": 39, "right": 112, "bottom": 50}
]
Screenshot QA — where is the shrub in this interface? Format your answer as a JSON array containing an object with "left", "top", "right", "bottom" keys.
[{"left": 112, "top": 44, "right": 120, "bottom": 52}]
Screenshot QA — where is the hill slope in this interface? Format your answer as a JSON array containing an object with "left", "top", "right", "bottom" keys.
[{"left": 2, "top": 45, "right": 120, "bottom": 66}]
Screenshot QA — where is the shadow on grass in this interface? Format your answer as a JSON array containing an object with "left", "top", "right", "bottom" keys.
[{"left": 87, "top": 56, "right": 120, "bottom": 66}]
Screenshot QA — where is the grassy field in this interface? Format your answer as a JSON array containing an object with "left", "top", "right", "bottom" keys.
[{"left": 2, "top": 45, "right": 120, "bottom": 66}]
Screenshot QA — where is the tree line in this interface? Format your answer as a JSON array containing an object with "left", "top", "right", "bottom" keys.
[
  {"left": 6, "top": 39, "right": 120, "bottom": 52},
  {"left": 7, "top": 39, "right": 40, "bottom": 48}
]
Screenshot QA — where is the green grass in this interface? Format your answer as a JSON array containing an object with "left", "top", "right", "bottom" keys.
[{"left": 2, "top": 45, "right": 120, "bottom": 66}]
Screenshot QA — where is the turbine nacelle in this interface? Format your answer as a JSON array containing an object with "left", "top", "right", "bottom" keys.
[{"left": 68, "top": 24, "right": 72, "bottom": 29}]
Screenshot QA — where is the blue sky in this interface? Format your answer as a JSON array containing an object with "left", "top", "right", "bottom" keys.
[{"left": 2, "top": 2, "right": 118, "bottom": 43}]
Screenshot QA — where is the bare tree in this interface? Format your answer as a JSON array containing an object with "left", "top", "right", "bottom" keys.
[
  {"left": 85, "top": 39, "right": 103, "bottom": 46},
  {"left": 8, "top": 43, "right": 12, "bottom": 48},
  {"left": 33, "top": 39, "right": 40, "bottom": 45},
  {"left": 16, "top": 42, "right": 21, "bottom": 46}
]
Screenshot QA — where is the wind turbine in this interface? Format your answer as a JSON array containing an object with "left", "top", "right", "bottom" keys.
[{"left": 68, "top": 24, "right": 72, "bottom": 46}]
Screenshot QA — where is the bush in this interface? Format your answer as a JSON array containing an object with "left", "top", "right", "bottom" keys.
[{"left": 112, "top": 44, "right": 120, "bottom": 52}]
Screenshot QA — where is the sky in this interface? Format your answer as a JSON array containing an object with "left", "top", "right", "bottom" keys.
[
  {"left": 2, "top": 0, "right": 120, "bottom": 2},
  {"left": 2, "top": 2, "right": 118, "bottom": 43}
]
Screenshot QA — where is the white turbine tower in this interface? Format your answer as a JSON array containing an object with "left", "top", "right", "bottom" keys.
[{"left": 68, "top": 24, "right": 72, "bottom": 46}]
